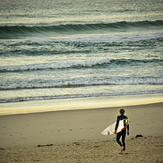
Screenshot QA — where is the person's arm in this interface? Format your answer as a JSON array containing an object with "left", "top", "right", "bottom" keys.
[{"left": 127, "top": 123, "right": 130, "bottom": 135}]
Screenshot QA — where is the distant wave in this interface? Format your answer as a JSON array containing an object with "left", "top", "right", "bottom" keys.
[
  {"left": 0, "top": 58, "right": 162, "bottom": 72},
  {"left": 0, "top": 20, "right": 163, "bottom": 39}
]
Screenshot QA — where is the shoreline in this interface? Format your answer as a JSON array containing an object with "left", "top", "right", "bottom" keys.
[{"left": 0, "top": 93, "right": 163, "bottom": 116}]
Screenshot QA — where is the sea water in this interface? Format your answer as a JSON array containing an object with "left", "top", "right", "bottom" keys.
[{"left": 0, "top": 0, "right": 163, "bottom": 111}]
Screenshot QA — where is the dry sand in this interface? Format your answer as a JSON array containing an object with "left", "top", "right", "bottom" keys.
[
  {"left": 0, "top": 102, "right": 163, "bottom": 162},
  {"left": 0, "top": 136, "right": 163, "bottom": 163}
]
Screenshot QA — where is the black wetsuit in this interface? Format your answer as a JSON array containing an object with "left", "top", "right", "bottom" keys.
[{"left": 115, "top": 115, "right": 129, "bottom": 151}]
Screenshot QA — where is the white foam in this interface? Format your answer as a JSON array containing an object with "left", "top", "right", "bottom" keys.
[{"left": 0, "top": 58, "right": 112, "bottom": 72}]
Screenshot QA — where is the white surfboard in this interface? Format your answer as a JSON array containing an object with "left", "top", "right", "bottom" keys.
[{"left": 101, "top": 119, "right": 128, "bottom": 135}]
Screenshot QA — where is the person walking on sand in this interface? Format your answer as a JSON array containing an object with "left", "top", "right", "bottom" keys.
[{"left": 114, "top": 108, "right": 129, "bottom": 153}]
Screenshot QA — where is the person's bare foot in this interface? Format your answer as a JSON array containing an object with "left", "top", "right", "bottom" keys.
[{"left": 120, "top": 146, "right": 124, "bottom": 153}]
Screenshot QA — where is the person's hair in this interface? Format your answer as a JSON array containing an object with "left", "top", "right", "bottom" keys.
[{"left": 120, "top": 108, "right": 125, "bottom": 115}]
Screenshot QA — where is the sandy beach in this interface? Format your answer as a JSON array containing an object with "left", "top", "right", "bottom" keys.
[
  {"left": 0, "top": 135, "right": 163, "bottom": 163},
  {"left": 0, "top": 101, "right": 163, "bottom": 162}
]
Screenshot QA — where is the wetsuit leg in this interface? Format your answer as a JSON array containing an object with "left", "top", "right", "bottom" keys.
[
  {"left": 116, "top": 130, "right": 126, "bottom": 151},
  {"left": 121, "top": 130, "right": 126, "bottom": 151},
  {"left": 116, "top": 131, "right": 122, "bottom": 147}
]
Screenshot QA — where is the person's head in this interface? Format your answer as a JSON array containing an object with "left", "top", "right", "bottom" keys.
[{"left": 120, "top": 108, "right": 125, "bottom": 115}]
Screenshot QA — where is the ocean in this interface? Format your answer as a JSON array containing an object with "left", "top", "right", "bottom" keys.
[{"left": 0, "top": 0, "right": 163, "bottom": 110}]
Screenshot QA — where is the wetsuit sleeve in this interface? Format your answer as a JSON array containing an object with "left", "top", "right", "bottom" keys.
[
  {"left": 127, "top": 123, "right": 129, "bottom": 131},
  {"left": 115, "top": 116, "right": 119, "bottom": 131},
  {"left": 126, "top": 116, "right": 129, "bottom": 131}
]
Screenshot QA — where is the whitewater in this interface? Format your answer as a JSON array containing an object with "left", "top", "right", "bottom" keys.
[{"left": 0, "top": 0, "right": 163, "bottom": 105}]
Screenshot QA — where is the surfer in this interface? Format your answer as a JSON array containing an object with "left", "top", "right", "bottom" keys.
[{"left": 114, "top": 108, "right": 129, "bottom": 153}]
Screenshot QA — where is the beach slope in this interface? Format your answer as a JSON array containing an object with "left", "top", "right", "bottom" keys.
[{"left": 0, "top": 102, "right": 163, "bottom": 162}]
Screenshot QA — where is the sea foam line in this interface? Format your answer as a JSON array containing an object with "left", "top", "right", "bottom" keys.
[
  {"left": 0, "top": 58, "right": 162, "bottom": 72},
  {"left": 0, "top": 90, "right": 163, "bottom": 103},
  {"left": 1, "top": 77, "right": 163, "bottom": 90},
  {"left": 0, "top": 58, "right": 110, "bottom": 72}
]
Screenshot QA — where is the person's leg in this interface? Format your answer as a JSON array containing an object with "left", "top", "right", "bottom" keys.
[
  {"left": 116, "top": 131, "right": 122, "bottom": 147},
  {"left": 121, "top": 130, "right": 126, "bottom": 151}
]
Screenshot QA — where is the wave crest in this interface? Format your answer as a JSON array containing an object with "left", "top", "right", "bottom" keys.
[{"left": 0, "top": 20, "right": 163, "bottom": 38}]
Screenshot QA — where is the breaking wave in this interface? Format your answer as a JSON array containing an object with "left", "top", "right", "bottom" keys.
[
  {"left": 0, "top": 20, "right": 163, "bottom": 38},
  {"left": 0, "top": 58, "right": 162, "bottom": 72}
]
